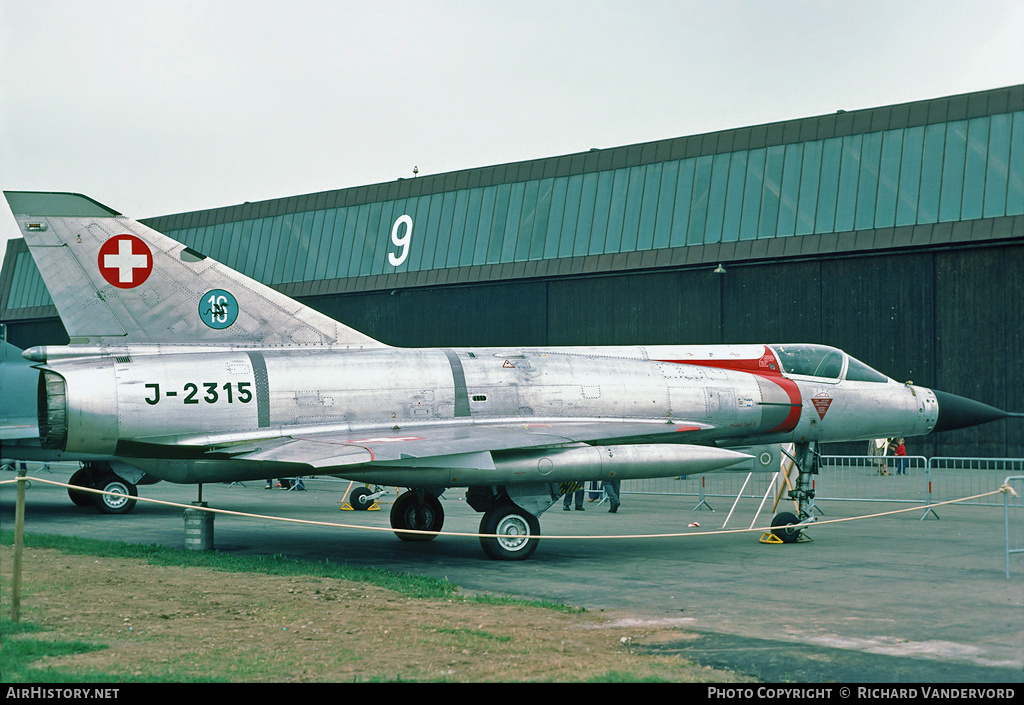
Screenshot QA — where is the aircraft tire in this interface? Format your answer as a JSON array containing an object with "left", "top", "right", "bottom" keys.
[
  {"left": 93, "top": 474, "right": 138, "bottom": 515},
  {"left": 770, "top": 511, "right": 802, "bottom": 543},
  {"left": 68, "top": 468, "right": 93, "bottom": 507},
  {"left": 350, "top": 486, "right": 374, "bottom": 510},
  {"left": 390, "top": 490, "right": 444, "bottom": 542},
  {"left": 479, "top": 503, "right": 540, "bottom": 561}
]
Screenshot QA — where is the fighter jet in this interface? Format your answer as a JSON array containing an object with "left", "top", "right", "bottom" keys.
[{"left": 4, "top": 191, "right": 1017, "bottom": 559}]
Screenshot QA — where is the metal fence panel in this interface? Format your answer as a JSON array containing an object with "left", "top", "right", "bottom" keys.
[
  {"left": 621, "top": 456, "right": 1024, "bottom": 511},
  {"left": 817, "top": 455, "right": 930, "bottom": 504},
  {"left": 1006, "top": 475, "right": 1024, "bottom": 580},
  {"left": 930, "top": 458, "right": 1024, "bottom": 508}
]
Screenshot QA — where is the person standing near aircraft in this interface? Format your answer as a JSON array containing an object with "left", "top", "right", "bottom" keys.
[
  {"left": 892, "top": 439, "right": 907, "bottom": 474},
  {"left": 602, "top": 479, "right": 621, "bottom": 513},
  {"left": 562, "top": 483, "right": 585, "bottom": 511}
]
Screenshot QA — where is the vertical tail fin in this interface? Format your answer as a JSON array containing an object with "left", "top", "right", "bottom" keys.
[{"left": 5, "top": 191, "right": 384, "bottom": 350}]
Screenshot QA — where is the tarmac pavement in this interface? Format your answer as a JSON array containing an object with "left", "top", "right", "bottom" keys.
[{"left": 2, "top": 463, "right": 1022, "bottom": 683}]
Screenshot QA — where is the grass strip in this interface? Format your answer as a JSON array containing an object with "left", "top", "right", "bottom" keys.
[{"left": 0, "top": 530, "right": 584, "bottom": 611}]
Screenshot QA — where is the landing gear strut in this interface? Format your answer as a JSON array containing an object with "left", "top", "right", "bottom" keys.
[{"left": 771, "top": 442, "right": 818, "bottom": 543}]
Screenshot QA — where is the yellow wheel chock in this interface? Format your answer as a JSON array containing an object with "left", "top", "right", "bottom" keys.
[
  {"left": 759, "top": 530, "right": 812, "bottom": 544},
  {"left": 340, "top": 500, "right": 380, "bottom": 511}
]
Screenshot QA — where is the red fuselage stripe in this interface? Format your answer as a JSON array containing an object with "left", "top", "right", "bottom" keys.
[{"left": 655, "top": 346, "right": 802, "bottom": 433}]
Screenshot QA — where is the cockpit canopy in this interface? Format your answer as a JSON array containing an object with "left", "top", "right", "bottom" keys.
[{"left": 769, "top": 345, "right": 890, "bottom": 383}]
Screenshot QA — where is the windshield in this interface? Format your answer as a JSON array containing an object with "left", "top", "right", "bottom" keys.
[
  {"left": 845, "top": 356, "right": 890, "bottom": 383},
  {"left": 770, "top": 345, "right": 890, "bottom": 383},
  {"left": 770, "top": 345, "right": 844, "bottom": 379}
]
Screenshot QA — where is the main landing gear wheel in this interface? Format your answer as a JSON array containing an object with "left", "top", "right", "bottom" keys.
[
  {"left": 770, "top": 511, "right": 803, "bottom": 544},
  {"left": 479, "top": 503, "right": 541, "bottom": 561},
  {"left": 67, "top": 468, "right": 93, "bottom": 507},
  {"left": 94, "top": 474, "right": 138, "bottom": 515},
  {"left": 67, "top": 464, "right": 139, "bottom": 514},
  {"left": 390, "top": 490, "right": 444, "bottom": 542}
]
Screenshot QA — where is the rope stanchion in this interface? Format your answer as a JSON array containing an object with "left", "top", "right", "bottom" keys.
[
  {"left": 0, "top": 475, "right": 1011, "bottom": 543},
  {"left": 10, "top": 468, "right": 27, "bottom": 621}
]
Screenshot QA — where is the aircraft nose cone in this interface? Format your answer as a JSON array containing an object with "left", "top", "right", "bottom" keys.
[{"left": 931, "top": 389, "right": 1009, "bottom": 433}]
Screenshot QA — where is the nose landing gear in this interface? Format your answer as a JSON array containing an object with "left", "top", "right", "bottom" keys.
[{"left": 765, "top": 442, "right": 817, "bottom": 544}]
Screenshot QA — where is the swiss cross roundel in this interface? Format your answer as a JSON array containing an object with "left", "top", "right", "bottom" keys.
[{"left": 98, "top": 235, "right": 153, "bottom": 288}]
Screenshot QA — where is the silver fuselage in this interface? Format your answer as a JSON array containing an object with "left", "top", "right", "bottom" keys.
[{"left": 32, "top": 342, "right": 938, "bottom": 484}]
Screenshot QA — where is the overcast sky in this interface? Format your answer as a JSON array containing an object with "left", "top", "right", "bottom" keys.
[{"left": 2, "top": 0, "right": 1022, "bottom": 270}]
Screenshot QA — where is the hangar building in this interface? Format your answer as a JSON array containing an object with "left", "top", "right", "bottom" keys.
[{"left": 2, "top": 85, "right": 1022, "bottom": 458}]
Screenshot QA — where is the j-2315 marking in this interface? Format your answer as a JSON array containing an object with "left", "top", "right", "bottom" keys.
[{"left": 144, "top": 382, "right": 253, "bottom": 405}]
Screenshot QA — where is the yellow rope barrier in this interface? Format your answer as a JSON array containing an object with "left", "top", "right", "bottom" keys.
[{"left": 1, "top": 475, "right": 1015, "bottom": 542}]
